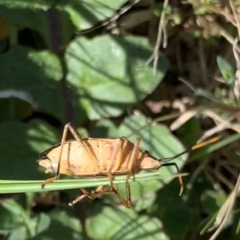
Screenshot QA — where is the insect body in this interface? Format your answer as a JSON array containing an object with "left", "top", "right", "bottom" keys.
[
  {"left": 39, "top": 123, "right": 219, "bottom": 208},
  {"left": 39, "top": 138, "right": 161, "bottom": 177}
]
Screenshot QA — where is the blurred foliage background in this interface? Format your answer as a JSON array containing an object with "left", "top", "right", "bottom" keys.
[{"left": 0, "top": 0, "right": 240, "bottom": 239}]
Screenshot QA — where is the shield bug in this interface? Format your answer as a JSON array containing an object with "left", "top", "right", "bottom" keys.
[{"left": 38, "top": 123, "right": 219, "bottom": 208}]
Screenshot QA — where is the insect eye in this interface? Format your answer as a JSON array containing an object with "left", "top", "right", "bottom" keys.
[
  {"left": 144, "top": 151, "right": 151, "bottom": 157},
  {"left": 39, "top": 151, "right": 48, "bottom": 159}
]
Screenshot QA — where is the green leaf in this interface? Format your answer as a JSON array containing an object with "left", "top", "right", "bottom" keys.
[
  {"left": 176, "top": 117, "right": 201, "bottom": 148},
  {"left": 161, "top": 207, "right": 192, "bottom": 238},
  {"left": 33, "top": 213, "right": 51, "bottom": 235},
  {"left": 0, "top": 96, "right": 33, "bottom": 123},
  {"left": 0, "top": 0, "right": 129, "bottom": 31},
  {"left": 0, "top": 46, "right": 64, "bottom": 119},
  {"left": 59, "top": 0, "right": 127, "bottom": 30},
  {"left": 32, "top": 210, "right": 83, "bottom": 240},
  {"left": 9, "top": 228, "right": 29, "bottom": 240},
  {"left": 2, "top": 200, "right": 50, "bottom": 240},
  {"left": 87, "top": 206, "right": 170, "bottom": 240},
  {"left": 66, "top": 35, "right": 168, "bottom": 119},
  {"left": 0, "top": 121, "right": 58, "bottom": 180},
  {"left": 0, "top": 6, "right": 74, "bottom": 48},
  {"left": 1, "top": 199, "right": 27, "bottom": 217},
  {"left": 153, "top": 180, "right": 185, "bottom": 215},
  {"left": 90, "top": 119, "right": 119, "bottom": 137},
  {"left": 201, "top": 189, "right": 227, "bottom": 215},
  {"left": 133, "top": 191, "right": 156, "bottom": 212},
  {"left": 0, "top": 200, "right": 24, "bottom": 231},
  {"left": 217, "top": 55, "right": 235, "bottom": 85},
  {"left": 0, "top": 0, "right": 54, "bottom": 9}
]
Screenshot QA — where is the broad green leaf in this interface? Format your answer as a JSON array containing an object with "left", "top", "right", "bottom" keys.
[
  {"left": 161, "top": 207, "right": 192, "bottom": 238},
  {"left": 1, "top": 199, "right": 27, "bottom": 217},
  {"left": 33, "top": 213, "right": 51, "bottom": 235},
  {"left": 66, "top": 35, "right": 168, "bottom": 119},
  {"left": 132, "top": 190, "right": 156, "bottom": 212},
  {"left": 58, "top": 0, "right": 127, "bottom": 30},
  {"left": 114, "top": 174, "right": 164, "bottom": 211},
  {"left": 7, "top": 212, "right": 51, "bottom": 240},
  {"left": 0, "top": 97, "right": 33, "bottom": 123},
  {"left": 9, "top": 228, "right": 29, "bottom": 240},
  {"left": 176, "top": 117, "right": 201, "bottom": 148},
  {"left": 0, "top": 200, "right": 48, "bottom": 240},
  {"left": 201, "top": 189, "right": 227, "bottom": 215},
  {"left": 118, "top": 175, "right": 162, "bottom": 199},
  {"left": 90, "top": 119, "right": 119, "bottom": 137},
  {"left": 154, "top": 180, "right": 185, "bottom": 212},
  {"left": 154, "top": 183, "right": 201, "bottom": 238},
  {"left": 217, "top": 55, "right": 235, "bottom": 85},
  {"left": 0, "top": 46, "right": 64, "bottom": 119},
  {"left": 87, "top": 206, "right": 169, "bottom": 240},
  {"left": 32, "top": 210, "right": 83, "bottom": 240},
  {"left": 0, "top": 121, "right": 58, "bottom": 180},
  {"left": 0, "top": 0, "right": 129, "bottom": 30},
  {"left": 0, "top": 0, "right": 53, "bottom": 9},
  {"left": 0, "top": 6, "right": 74, "bottom": 48},
  {"left": 0, "top": 200, "right": 24, "bottom": 230}
]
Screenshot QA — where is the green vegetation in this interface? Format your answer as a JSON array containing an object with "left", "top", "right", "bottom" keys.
[{"left": 0, "top": 0, "right": 240, "bottom": 239}]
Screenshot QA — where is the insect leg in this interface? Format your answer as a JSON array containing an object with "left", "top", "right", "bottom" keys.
[
  {"left": 42, "top": 123, "right": 70, "bottom": 188},
  {"left": 126, "top": 137, "right": 141, "bottom": 179},
  {"left": 110, "top": 137, "right": 140, "bottom": 208},
  {"left": 110, "top": 183, "right": 131, "bottom": 208},
  {"left": 106, "top": 137, "right": 125, "bottom": 187},
  {"left": 69, "top": 185, "right": 131, "bottom": 208},
  {"left": 67, "top": 123, "right": 100, "bottom": 166},
  {"left": 108, "top": 137, "right": 141, "bottom": 208},
  {"left": 68, "top": 190, "right": 89, "bottom": 206},
  {"left": 161, "top": 162, "right": 184, "bottom": 195},
  {"left": 68, "top": 186, "right": 103, "bottom": 206}
]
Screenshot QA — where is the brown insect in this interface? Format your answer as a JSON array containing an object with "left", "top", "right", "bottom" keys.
[{"left": 38, "top": 123, "right": 219, "bottom": 208}]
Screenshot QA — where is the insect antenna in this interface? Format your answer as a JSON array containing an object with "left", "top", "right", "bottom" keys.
[{"left": 160, "top": 136, "right": 220, "bottom": 163}]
